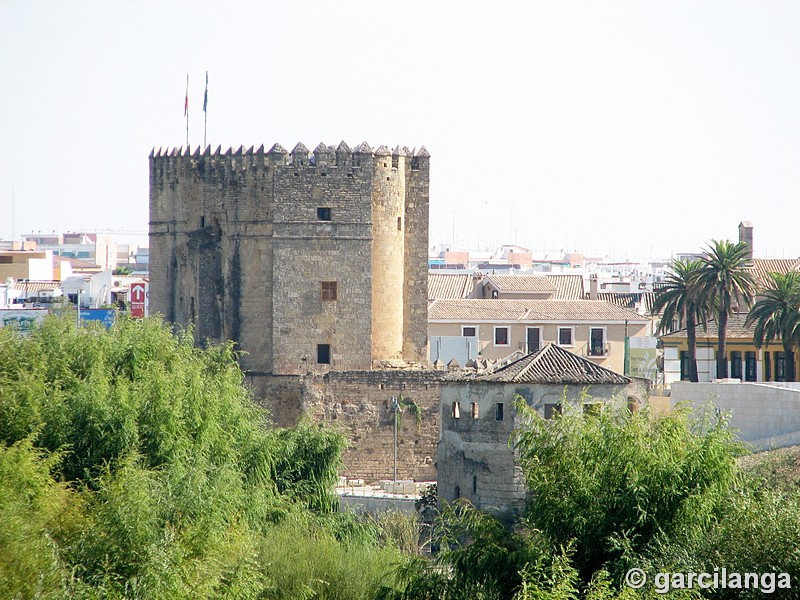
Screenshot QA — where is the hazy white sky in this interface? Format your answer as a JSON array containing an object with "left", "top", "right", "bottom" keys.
[{"left": 2, "top": 0, "right": 799, "bottom": 259}]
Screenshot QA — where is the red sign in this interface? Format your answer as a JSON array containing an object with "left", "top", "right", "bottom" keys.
[{"left": 130, "top": 282, "right": 146, "bottom": 319}]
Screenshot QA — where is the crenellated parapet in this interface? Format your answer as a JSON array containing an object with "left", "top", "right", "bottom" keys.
[{"left": 150, "top": 141, "right": 430, "bottom": 177}]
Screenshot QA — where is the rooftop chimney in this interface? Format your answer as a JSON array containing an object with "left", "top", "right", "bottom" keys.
[{"left": 738, "top": 221, "right": 753, "bottom": 260}]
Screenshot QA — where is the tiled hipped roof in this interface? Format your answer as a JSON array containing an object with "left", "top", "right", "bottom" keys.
[
  {"left": 546, "top": 274, "right": 585, "bottom": 300},
  {"left": 484, "top": 274, "right": 557, "bottom": 293},
  {"left": 483, "top": 343, "right": 631, "bottom": 384},
  {"left": 428, "top": 299, "right": 647, "bottom": 322},
  {"left": 598, "top": 292, "right": 655, "bottom": 314},
  {"left": 661, "top": 312, "right": 755, "bottom": 340},
  {"left": 428, "top": 273, "right": 475, "bottom": 300},
  {"left": 746, "top": 258, "right": 800, "bottom": 291}
]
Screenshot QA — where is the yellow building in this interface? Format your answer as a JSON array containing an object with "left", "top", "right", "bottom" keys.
[{"left": 660, "top": 312, "right": 798, "bottom": 383}]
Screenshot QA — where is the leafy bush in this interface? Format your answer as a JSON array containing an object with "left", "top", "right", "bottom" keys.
[
  {"left": 0, "top": 315, "right": 404, "bottom": 599},
  {"left": 513, "top": 400, "right": 745, "bottom": 580}
]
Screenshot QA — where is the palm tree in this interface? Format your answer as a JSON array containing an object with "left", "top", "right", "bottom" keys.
[
  {"left": 746, "top": 271, "right": 800, "bottom": 382},
  {"left": 652, "top": 259, "right": 707, "bottom": 382},
  {"left": 695, "top": 239, "right": 756, "bottom": 379}
]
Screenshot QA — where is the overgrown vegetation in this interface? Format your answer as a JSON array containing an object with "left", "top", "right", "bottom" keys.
[
  {"left": 0, "top": 315, "right": 408, "bottom": 599},
  {"left": 5, "top": 316, "right": 800, "bottom": 598},
  {"left": 392, "top": 401, "right": 800, "bottom": 599}
]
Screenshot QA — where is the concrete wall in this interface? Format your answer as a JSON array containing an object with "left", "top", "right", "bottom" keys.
[{"left": 670, "top": 381, "right": 800, "bottom": 449}]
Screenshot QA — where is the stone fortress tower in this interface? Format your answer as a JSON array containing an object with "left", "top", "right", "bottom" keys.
[{"left": 149, "top": 141, "right": 430, "bottom": 376}]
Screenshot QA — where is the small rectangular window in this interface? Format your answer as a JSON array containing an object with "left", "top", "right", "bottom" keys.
[
  {"left": 317, "top": 344, "right": 331, "bottom": 364},
  {"left": 471, "top": 402, "right": 479, "bottom": 419},
  {"left": 452, "top": 402, "right": 461, "bottom": 419},
  {"left": 321, "top": 281, "right": 337, "bottom": 301},
  {"left": 558, "top": 327, "right": 573, "bottom": 346},
  {"left": 494, "top": 327, "right": 509, "bottom": 347},
  {"left": 544, "top": 403, "right": 562, "bottom": 420},
  {"left": 397, "top": 217, "right": 402, "bottom": 231},
  {"left": 495, "top": 403, "right": 504, "bottom": 421},
  {"left": 583, "top": 403, "right": 601, "bottom": 417},
  {"left": 462, "top": 326, "right": 476, "bottom": 337},
  {"left": 317, "top": 207, "right": 332, "bottom": 221}
]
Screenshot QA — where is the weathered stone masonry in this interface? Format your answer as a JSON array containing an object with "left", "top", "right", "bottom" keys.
[
  {"left": 149, "top": 142, "right": 429, "bottom": 375},
  {"left": 149, "top": 142, "right": 434, "bottom": 479}
]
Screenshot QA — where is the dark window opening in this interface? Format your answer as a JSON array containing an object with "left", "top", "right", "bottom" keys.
[
  {"left": 544, "top": 403, "right": 562, "bottom": 420},
  {"left": 454, "top": 486, "right": 460, "bottom": 499},
  {"left": 730, "top": 351, "right": 743, "bottom": 380},
  {"left": 765, "top": 352, "right": 772, "bottom": 381},
  {"left": 776, "top": 352, "right": 786, "bottom": 381},
  {"left": 321, "top": 281, "right": 337, "bottom": 301},
  {"left": 317, "top": 207, "right": 332, "bottom": 221},
  {"left": 472, "top": 475, "right": 477, "bottom": 494},
  {"left": 495, "top": 327, "right": 509, "bottom": 346},
  {"left": 495, "top": 403, "right": 504, "bottom": 421},
  {"left": 680, "top": 351, "right": 690, "bottom": 381},
  {"left": 317, "top": 344, "right": 331, "bottom": 364},
  {"left": 462, "top": 326, "right": 476, "bottom": 337},
  {"left": 583, "top": 403, "right": 601, "bottom": 417},
  {"left": 397, "top": 217, "right": 402, "bottom": 231},
  {"left": 200, "top": 216, "right": 205, "bottom": 228},
  {"left": 527, "top": 328, "right": 541, "bottom": 353},
  {"left": 745, "top": 351, "right": 757, "bottom": 382},
  {"left": 559, "top": 327, "right": 573, "bottom": 346},
  {"left": 589, "top": 328, "right": 605, "bottom": 356},
  {"left": 320, "top": 172, "right": 327, "bottom": 177}
]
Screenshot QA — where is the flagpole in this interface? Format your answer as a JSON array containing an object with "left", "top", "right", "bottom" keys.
[
  {"left": 185, "top": 74, "right": 189, "bottom": 147},
  {"left": 203, "top": 71, "right": 208, "bottom": 149}
]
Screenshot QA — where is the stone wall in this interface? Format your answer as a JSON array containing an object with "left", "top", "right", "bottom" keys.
[
  {"left": 303, "top": 370, "right": 445, "bottom": 482},
  {"left": 244, "top": 370, "right": 444, "bottom": 482},
  {"left": 149, "top": 142, "right": 430, "bottom": 376},
  {"left": 438, "top": 380, "right": 639, "bottom": 519}
]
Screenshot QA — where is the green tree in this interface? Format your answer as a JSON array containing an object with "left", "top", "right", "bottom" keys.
[
  {"left": 652, "top": 259, "right": 707, "bottom": 382},
  {"left": 513, "top": 400, "right": 743, "bottom": 581},
  {"left": 695, "top": 239, "right": 756, "bottom": 379},
  {"left": 745, "top": 271, "right": 800, "bottom": 382},
  {"left": 0, "top": 315, "right": 409, "bottom": 599}
]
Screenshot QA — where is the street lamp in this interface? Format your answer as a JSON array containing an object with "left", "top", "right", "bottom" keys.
[{"left": 391, "top": 396, "right": 400, "bottom": 483}]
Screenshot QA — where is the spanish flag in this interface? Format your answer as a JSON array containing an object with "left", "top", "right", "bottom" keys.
[{"left": 203, "top": 71, "right": 208, "bottom": 113}]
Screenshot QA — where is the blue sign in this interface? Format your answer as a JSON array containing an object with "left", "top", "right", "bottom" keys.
[{"left": 79, "top": 309, "right": 116, "bottom": 328}]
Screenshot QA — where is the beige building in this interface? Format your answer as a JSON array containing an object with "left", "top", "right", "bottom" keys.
[
  {"left": 0, "top": 250, "right": 55, "bottom": 282},
  {"left": 428, "top": 298, "right": 648, "bottom": 375}
]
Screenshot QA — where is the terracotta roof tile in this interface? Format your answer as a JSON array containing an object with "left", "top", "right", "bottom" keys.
[
  {"left": 482, "top": 343, "right": 630, "bottom": 384},
  {"left": 746, "top": 258, "right": 800, "bottom": 291},
  {"left": 597, "top": 292, "right": 655, "bottom": 313},
  {"left": 484, "top": 274, "right": 556, "bottom": 293},
  {"left": 661, "top": 312, "right": 754, "bottom": 340},
  {"left": 546, "top": 274, "right": 585, "bottom": 300},
  {"left": 428, "top": 273, "right": 475, "bottom": 299}
]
